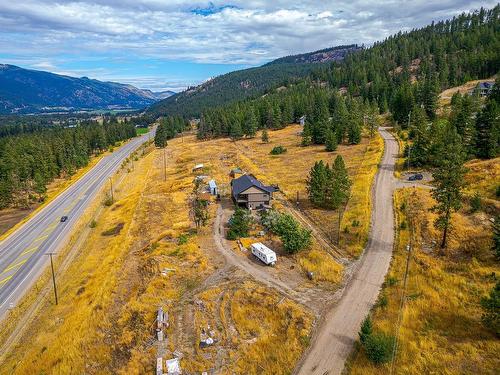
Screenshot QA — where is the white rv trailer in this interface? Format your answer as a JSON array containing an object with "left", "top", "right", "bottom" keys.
[{"left": 250, "top": 242, "right": 277, "bottom": 266}]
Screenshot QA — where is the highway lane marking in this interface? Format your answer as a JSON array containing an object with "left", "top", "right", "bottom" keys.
[
  {"left": 45, "top": 223, "right": 57, "bottom": 231},
  {"left": 1, "top": 259, "right": 28, "bottom": 275},
  {"left": 21, "top": 246, "right": 39, "bottom": 256},
  {"left": 33, "top": 234, "right": 49, "bottom": 243},
  {"left": 0, "top": 275, "right": 12, "bottom": 286}
]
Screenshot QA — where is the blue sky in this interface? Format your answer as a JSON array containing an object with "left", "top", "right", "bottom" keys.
[{"left": 0, "top": 1, "right": 497, "bottom": 92}]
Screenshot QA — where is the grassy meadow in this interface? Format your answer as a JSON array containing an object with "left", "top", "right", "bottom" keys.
[
  {"left": 0, "top": 124, "right": 384, "bottom": 374},
  {"left": 347, "top": 188, "right": 499, "bottom": 374}
]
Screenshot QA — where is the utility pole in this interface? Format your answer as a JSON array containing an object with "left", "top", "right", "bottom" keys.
[
  {"left": 46, "top": 253, "right": 58, "bottom": 305},
  {"left": 109, "top": 177, "right": 114, "bottom": 203},
  {"left": 163, "top": 148, "right": 167, "bottom": 182}
]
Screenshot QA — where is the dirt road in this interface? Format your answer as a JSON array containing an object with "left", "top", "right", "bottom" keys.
[{"left": 295, "top": 127, "right": 398, "bottom": 375}]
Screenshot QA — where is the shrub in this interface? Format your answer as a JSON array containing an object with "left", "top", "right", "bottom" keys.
[
  {"left": 227, "top": 208, "right": 253, "bottom": 240},
  {"left": 270, "top": 145, "right": 287, "bottom": 155},
  {"left": 89, "top": 220, "right": 97, "bottom": 228},
  {"left": 178, "top": 234, "right": 189, "bottom": 245},
  {"left": 359, "top": 316, "right": 373, "bottom": 344},
  {"left": 385, "top": 276, "right": 398, "bottom": 287},
  {"left": 364, "top": 332, "right": 395, "bottom": 364},
  {"left": 470, "top": 192, "right": 482, "bottom": 212},
  {"left": 376, "top": 293, "right": 388, "bottom": 308},
  {"left": 400, "top": 221, "right": 407, "bottom": 229},
  {"left": 496, "top": 185, "right": 500, "bottom": 198},
  {"left": 103, "top": 194, "right": 113, "bottom": 206},
  {"left": 261, "top": 209, "right": 312, "bottom": 253},
  {"left": 481, "top": 281, "right": 500, "bottom": 337}
]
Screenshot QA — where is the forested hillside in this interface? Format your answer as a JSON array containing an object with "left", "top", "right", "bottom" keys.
[
  {"left": 0, "top": 120, "right": 137, "bottom": 208},
  {"left": 156, "top": 5, "right": 498, "bottom": 163},
  {"left": 147, "top": 45, "right": 360, "bottom": 118},
  {"left": 264, "top": 44, "right": 361, "bottom": 65}
]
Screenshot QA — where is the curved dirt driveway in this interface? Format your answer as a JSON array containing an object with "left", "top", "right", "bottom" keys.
[{"left": 295, "top": 127, "right": 398, "bottom": 375}]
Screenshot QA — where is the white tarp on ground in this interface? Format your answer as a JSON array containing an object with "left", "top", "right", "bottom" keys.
[{"left": 165, "top": 358, "right": 181, "bottom": 374}]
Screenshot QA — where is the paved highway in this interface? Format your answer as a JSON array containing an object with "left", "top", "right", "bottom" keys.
[{"left": 0, "top": 131, "right": 152, "bottom": 319}]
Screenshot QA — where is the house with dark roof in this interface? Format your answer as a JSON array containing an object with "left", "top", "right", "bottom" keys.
[
  {"left": 231, "top": 174, "right": 277, "bottom": 209},
  {"left": 473, "top": 82, "right": 495, "bottom": 97}
]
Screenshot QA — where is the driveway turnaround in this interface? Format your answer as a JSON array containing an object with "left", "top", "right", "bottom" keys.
[
  {"left": 295, "top": 127, "right": 398, "bottom": 375},
  {"left": 0, "top": 132, "right": 152, "bottom": 319}
]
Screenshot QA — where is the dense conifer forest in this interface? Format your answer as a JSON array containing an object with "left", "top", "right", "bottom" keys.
[
  {"left": 0, "top": 119, "right": 137, "bottom": 208},
  {"left": 157, "top": 5, "right": 499, "bottom": 162}
]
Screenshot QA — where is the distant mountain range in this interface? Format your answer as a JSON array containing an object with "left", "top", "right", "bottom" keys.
[
  {"left": 0, "top": 64, "right": 174, "bottom": 114},
  {"left": 147, "top": 45, "right": 362, "bottom": 118}
]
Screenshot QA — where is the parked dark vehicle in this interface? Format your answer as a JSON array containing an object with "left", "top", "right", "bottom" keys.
[
  {"left": 60, "top": 216, "right": 68, "bottom": 222},
  {"left": 408, "top": 174, "right": 423, "bottom": 181}
]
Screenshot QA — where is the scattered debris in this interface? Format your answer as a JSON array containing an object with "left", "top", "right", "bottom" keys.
[
  {"left": 195, "top": 175, "right": 209, "bottom": 182},
  {"left": 192, "top": 163, "right": 204, "bottom": 172},
  {"left": 208, "top": 179, "right": 218, "bottom": 195},
  {"left": 165, "top": 357, "right": 182, "bottom": 374},
  {"left": 161, "top": 268, "right": 176, "bottom": 276},
  {"left": 156, "top": 357, "right": 163, "bottom": 375}
]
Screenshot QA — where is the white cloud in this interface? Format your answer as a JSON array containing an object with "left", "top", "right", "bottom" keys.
[{"left": 0, "top": 0, "right": 497, "bottom": 89}]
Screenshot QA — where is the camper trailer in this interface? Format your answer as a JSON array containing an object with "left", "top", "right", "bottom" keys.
[{"left": 250, "top": 242, "right": 277, "bottom": 266}]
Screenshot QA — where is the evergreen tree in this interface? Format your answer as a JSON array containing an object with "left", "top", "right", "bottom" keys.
[
  {"left": 475, "top": 100, "right": 499, "bottom": 159},
  {"left": 229, "top": 118, "right": 243, "bottom": 140},
  {"left": 431, "top": 124, "right": 468, "bottom": 250},
  {"left": 244, "top": 109, "right": 257, "bottom": 137},
  {"left": 325, "top": 128, "right": 338, "bottom": 152},
  {"left": 261, "top": 128, "right": 269, "bottom": 143},
  {"left": 480, "top": 281, "right": 500, "bottom": 337},
  {"left": 154, "top": 121, "right": 168, "bottom": 148},
  {"left": 301, "top": 122, "right": 313, "bottom": 146},
  {"left": 306, "top": 161, "right": 328, "bottom": 206},
  {"left": 325, "top": 155, "right": 351, "bottom": 209}
]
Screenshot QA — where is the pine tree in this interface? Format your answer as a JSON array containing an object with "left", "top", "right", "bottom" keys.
[
  {"left": 154, "top": 121, "right": 168, "bottom": 148},
  {"left": 229, "top": 118, "right": 243, "bottom": 140},
  {"left": 244, "top": 109, "right": 257, "bottom": 138},
  {"left": 261, "top": 128, "right": 269, "bottom": 143},
  {"left": 475, "top": 100, "right": 499, "bottom": 159},
  {"left": 301, "top": 122, "right": 313, "bottom": 146},
  {"left": 306, "top": 160, "right": 328, "bottom": 206},
  {"left": 431, "top": 124, "right": 467, "bottom": 250},
  {"left": 325, "top": 128, "right": 338, "bottom": 152},
  {"left": 325, "top": 155, "right": 351, "bottom": 209}
]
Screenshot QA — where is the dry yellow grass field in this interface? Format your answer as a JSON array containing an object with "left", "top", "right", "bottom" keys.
[
  {"left": 465, "top": 157, "right": 500, "bottom": 203},
  {"left": 5, "top": 125, "right": 369, "bottom": 373},
  {"left": 347, "top": 188, "right": 500, "bottom": 375}
]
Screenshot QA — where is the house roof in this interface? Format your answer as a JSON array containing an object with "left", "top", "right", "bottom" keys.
[
  {"left": 231, "top": 174, "right": 276, "bottom": 199},
  {"left": 478, "top": 82, "right": 494, "bottom": 89}
]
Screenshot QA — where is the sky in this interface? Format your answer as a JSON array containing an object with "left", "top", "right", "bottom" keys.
[{"left": 0, "top": 1, "right": 497, "bottom": 92}]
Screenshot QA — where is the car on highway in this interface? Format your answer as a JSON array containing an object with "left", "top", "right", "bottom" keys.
[
  {"left": 60, "top": 216, "right": 68, "bottom": 222},
  {"left": 408, "top": 173, "right": 423, "bottom": 181}
]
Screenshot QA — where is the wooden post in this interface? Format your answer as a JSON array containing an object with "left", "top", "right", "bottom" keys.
[
  {"left": 47, "top": 253, "right": 58, "bottom": 305},
  {"left": 109, "top": 177, "right": 114, "bottom": 203}
]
